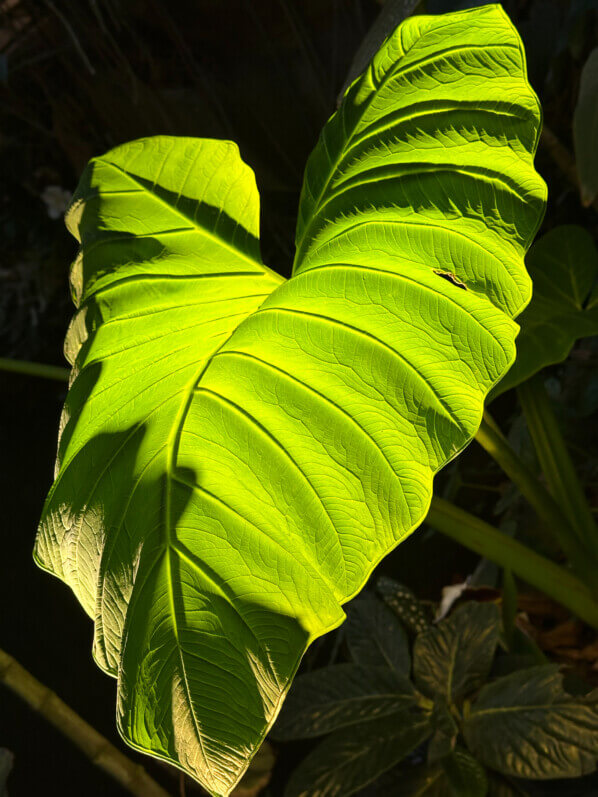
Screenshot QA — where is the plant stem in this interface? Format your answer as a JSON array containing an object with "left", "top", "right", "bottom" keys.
[
  {"left": 0, "top": 647, "right": 170, "bottom": 797},
  {"left": 475, "top": 412, "right": 594, "bottom": 584},
  {"left": 427, "top": 497, "right": 598, "bottom": 629},
  {"left": 517, "top": 375, "right": 598, "bottom": 561},
  {"left": 0, "top": 358, "right": 69, "bottom": 382}
]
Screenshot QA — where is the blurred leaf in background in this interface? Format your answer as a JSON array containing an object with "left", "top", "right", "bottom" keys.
[
  {"left": 494, "top": 225, "right": 598, "bottom": 397},
  {"left": 0, "top": 750, "right": 13, "bottom": 797},
  {"left": 574, "top": 47, "right": 598, "bottom": 206}
]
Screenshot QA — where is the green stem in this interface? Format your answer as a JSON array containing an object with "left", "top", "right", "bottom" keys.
[
  {"left": 518, "top": 375, "right": 598, "bottom": 561},
  {"left": 0, "top": 647, "right": 170, "bottom": 797},
  {"left": 475, "top": 412, "right": 594, "bottom": 584},
  {"left": 0, "top": 357, "right": 69, "bottom": 382},
  {"left": 427, "top": 496, "right": 598, "bottom": 629}
]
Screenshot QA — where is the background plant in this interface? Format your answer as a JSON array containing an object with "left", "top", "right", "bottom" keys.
[{"left": 273, "top": 584, "right": 598, "bottom": 796}]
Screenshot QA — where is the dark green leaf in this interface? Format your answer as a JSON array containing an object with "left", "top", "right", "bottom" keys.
[
  {"left": 348, "top": 764, "right": 407, "bottom": 796},
  {"left": 377, "top": 578, "right": 431, "bottom": 636},
  {"left": 428, "top": 697, "right": 458, "bottom": 762},
  {"left": 464, "top": 665, "right": 598, "bottom": 778},
  {"left": 574, "top": 48, "right": 598, "bottom": 206},
  {"left": 495, "top": 626, "right": 547, "bottom": 675},
  {"left": 487, "top": 774, "right": 530, "bottom": 797},
  {"left": 414, "top": 603, "right": 500, "bottom": 703},
  {"left": 284, "top": 714, "right": 432, "bottom": 797},
  {"left": 442, "top": 748, "right": 488, "bottom": 797},
  {"left": 272, "top": 664, "right": 418, "bottom": 740},
  {"left": 232, "top": 742, "right": 274, "bottom": 797},
  {"left": 494, "top": 225, "right": 598, "bottom": 396},
  {"left": 396, "top": 764, "right": 451, "bottom": 796},
  {"left": 0, "top": 750, "right": 13, "bottom": 797},
  {"left": 345, "top": 593, "right": 411, "bottom": 676},
  {"left": 501, "top": 569, "right": 518, "bottom": 650}
]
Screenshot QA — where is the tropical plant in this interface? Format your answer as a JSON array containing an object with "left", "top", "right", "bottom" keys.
[
  {"left": 274, "top": 586, "right": 598, "bottom": 796},
  {"left": 26, "top": 4, "right": 554, "bottom": 794}
]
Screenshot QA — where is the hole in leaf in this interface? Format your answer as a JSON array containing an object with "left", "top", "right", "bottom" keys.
[{"left": 434, "top": 270, "right": 467, "bottom": 290}]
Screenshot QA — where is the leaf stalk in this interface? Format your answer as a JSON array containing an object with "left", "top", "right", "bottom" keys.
[
  {"left": 475, "top": 412, "right": 595, "bottom": 585},
  {"left": 517, "top": 375, "right": 598, "bottom": 562}
]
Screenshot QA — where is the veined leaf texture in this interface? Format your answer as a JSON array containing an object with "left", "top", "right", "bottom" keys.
[{"left": 35, "top": 6, "right": 546, "bottom": 795}]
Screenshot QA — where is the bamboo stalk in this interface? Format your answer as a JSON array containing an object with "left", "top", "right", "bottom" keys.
[
  {"left": 0, "top": 358, "right": 69, "bottom": 382},
  {"left": 0, "top": 648, "right": 170, "bottom": 797}
]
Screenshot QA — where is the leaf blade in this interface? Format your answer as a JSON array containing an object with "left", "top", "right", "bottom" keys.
[
  {"left": 284, "top": 714, "right": 432, "bottom": 797},
  {"left": 272, "top": 664, "right": 418, "bottom": 740},
  {"left": 492, "top": 224, "right": 598, "bottom": 397},
  {"left": 414, "top": 603, "right": 500, "bottom": 704},
  {"left": 574, "top": 47, "right": 598, "bottom": 206},
  {"left": 464, "top": 665, "right": 598, "bottom": 779},
  {"left": 345, "top": 592, "right": 411, "bottom": 676}
]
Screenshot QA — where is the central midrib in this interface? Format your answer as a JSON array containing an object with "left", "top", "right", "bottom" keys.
[{"left": 157, "top": 275, "right": 287, "bottom": 759}]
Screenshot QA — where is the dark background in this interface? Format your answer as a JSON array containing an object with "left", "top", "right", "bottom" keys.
[{"left": 1, "top": 1, "right": 597, "bottom": 794}]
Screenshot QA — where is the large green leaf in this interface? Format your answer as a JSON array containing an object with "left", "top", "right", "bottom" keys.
[
  {"left": 492, "top": 225, "right": 598, "bottom": 397},
  {"left": 464, "top": 665, "right": 598, "bottom": 779},
  {"left": 35, "top": 5, "right": 545, "bottom": 795}
]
